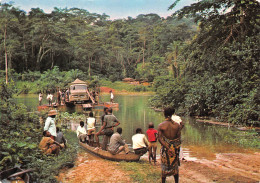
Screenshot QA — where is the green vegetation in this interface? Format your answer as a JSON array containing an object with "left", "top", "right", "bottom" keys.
[
  {"left": 6, "top": 67, "right": 151, "bottom": 94},
  {"left": 1, "top": 1, "right": 259, "bottom": 125},
  {"left": 0, "top": 79, "right": 79, "bottom": 182},
  {"left": 118, "top": 160, "right": 161, "bottom": 182},
  {"left": 150, "top": 0, "right": 260, "bottom": 126},
  {"left": 27, "top": 130, "right": 78, "bottom": 183},
  {"left": 0, "top": 3, "right": 194, "bottom": 82}
]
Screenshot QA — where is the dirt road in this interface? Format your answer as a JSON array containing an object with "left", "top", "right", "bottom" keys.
[
  {"left": 178, "top": 152, "right": 260, "bottom": 183},
  {"left": 57, "top": 150, "right": 259, "bottom": 183}
]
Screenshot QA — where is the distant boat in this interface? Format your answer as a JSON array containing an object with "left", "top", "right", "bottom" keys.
[
  {"left": 103, "top": 102, "right": 119, "bottom": 108},
  {"left": 79, "top": 142, "right": 140, "bottom": 162}
]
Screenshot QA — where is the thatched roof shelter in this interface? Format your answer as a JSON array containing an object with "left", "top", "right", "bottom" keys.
[{"left": 70, "top": 78, "right": 87, "bottom": 85}]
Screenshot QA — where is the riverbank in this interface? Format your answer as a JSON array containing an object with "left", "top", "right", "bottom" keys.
[
  {"left": 100, "top": 86, "right": 154, "bottom": 96},
  {"left": 195, "top": 117, "right": 260, "bottom": 132},
  {"left": 58, "top": 149, "right": 260, "bottom": 183}
]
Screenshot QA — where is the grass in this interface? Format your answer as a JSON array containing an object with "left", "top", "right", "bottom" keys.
[
  {"left": 224, "top": 129, "right": 260, "bottom": 148},
  {"left": 117, "top": 160, "right": 161, "bottom": 182}
]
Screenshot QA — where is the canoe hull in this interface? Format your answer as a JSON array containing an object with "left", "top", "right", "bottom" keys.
[
  {"left": 0, "top": 167, "right": 30, "bottom": 183},
  {"left": 79, "top": 142, "right": 140, "bottom": 162}
]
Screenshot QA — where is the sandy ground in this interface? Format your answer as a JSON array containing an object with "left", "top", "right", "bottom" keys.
[
  {"left": 57, "top": 150, "right": 260, "bottom": 183},
  {"left": 57, "top": 152, "right": 131, "bottom": 183}
]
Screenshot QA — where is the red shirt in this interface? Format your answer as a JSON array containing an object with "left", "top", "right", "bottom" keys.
[{"left": 146, "top": 128, "right": 158, "bottom": 142}]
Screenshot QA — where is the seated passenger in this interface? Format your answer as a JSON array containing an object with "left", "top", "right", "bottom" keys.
[
  {"left": 87, "top": 112, "right": 96, "bottom": 146},
  {"left": 39, "top": 130, "right": 61, "bottom": 155},
  {"left": 55, "top": 127, "right": 66, "bottom": 149},
  {"left": 132, "top": 128, "right": 149, "bottom": 155},
  {"left": 77, "top": 121, "right": 88, "bottom": 143},
  {"left": 108, "top": 127, "right": 129, "bottom": 155}
]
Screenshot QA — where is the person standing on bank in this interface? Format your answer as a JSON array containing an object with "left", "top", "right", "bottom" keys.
[
  {"left": 39, "top": 91, "right": 43, "bottom": 106},
  {"left": 95, "top": 108, "right": 120, "bottom": 149},
  {"left": 46, "top": 92, "right": 53, "bottom": 106},
  {"left": 158, "top": 107, "right": 181, "bottom": 183},
  {"left": 110, "top": 90, "right": 114, "bottom": 103},
  {"left": 171, "top": 112, "right": 185, "bottom": 160},
  {"left": 146, "top": 122, "right": 158, "bottom": 164},
  {"left": 132, "top": 128, "right": 149, "bottom": 155},
  {"left": 44, "top": 110, "right": 58, "bottom": 140}
]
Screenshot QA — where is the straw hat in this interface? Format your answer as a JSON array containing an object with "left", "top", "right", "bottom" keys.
[{"left": 48, "top": 110, "right": 57, "bottom": 116}]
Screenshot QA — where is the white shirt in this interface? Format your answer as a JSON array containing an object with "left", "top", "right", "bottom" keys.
[
  {"left": 39, "top": 93, "right": 43, "bottom": 101},
  {"left": 47, "top": 94, "right": 53, "bottom": 101},
  {"left": 87, "top": 117, "right": 95, "bottom": 130},
  {"left": 110, "top": 93, "right": 114, "bottom": 99},
  {"left": 132, "top": 134, "right": 148, "bottom": 150},
  {"left": 44, "top": 117, "right": 57, "bottom": 137},
  {"left": 76, "top": 126, "right": 87, "bottom": 137},
  {"left": 171, "top": 115, "right": 182, "bottom": 125}
]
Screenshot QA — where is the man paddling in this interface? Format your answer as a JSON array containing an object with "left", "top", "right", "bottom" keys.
[{"left": 158, "top": 107, "right": 181, "bottom": 183}]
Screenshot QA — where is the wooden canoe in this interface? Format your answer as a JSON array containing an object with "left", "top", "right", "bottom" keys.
[
  {"left": 79, "top": 142, "right": 140, "bottom": 162},
  {"left": 0, "top": 167, "right": 30, "bottom": 183}
]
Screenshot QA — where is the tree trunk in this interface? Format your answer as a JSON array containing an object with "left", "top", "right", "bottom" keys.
[
  {"left": 51, "top": 50, "right": 54, "bottom": 69},
  {"left": 36, "top": 46, "right": 43, "bottom": 70},
  {"left": 24, "top": 41, "right": 28, "bottom": 71},
  {"left": 173, "top": 45, "right": 179, "bottom": 78},
  {"left": 88, "top": 56, "right": 92, "bottom": 77},
  {"left": 142, "top": 40, "right": 146, "bottom": 68},
  {"left": 4, "top": 24, "right": 8, "bottom": 84},
  {"left": 8, "top": 53, "right": 12, "bottom": 70}
]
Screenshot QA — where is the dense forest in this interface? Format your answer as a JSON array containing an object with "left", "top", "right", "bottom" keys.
[
  {"left": 0, "top": 3, "right": 195, "bottom": 81},
  {"left": 0, "top": 1, "right": 259, "bottom": 181},
  {"left": 1, "top": 0, "right": 260, "bottom": 126}
]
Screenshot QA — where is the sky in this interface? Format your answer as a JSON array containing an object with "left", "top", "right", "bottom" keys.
[{"left": 0, "top": 0, "right": 195, "bottom": 20}]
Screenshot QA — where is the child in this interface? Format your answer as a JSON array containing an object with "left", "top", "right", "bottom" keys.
[{"left": 146, "top": 122, "right": 158, "bottom": 164}]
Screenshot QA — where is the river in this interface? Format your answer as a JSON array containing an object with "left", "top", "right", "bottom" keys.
[{"left": 15, "top": 93, "right": 257, "bottom": 161}]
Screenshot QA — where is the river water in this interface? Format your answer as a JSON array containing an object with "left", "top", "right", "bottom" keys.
[{"left": 15, "top": 94, "right": 257, "bottom": 161}]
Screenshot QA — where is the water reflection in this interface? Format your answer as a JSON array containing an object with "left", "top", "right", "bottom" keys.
[{"left": 15, "top": 94, "right": 257, "bottom": 161}]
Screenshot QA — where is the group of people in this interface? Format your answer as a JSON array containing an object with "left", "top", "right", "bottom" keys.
[
  {"left": 106, "top": 106, "right": 183, "bottom": 183},
  {"left": 76, "top": 106, "right": 183, "bottom": 183},
  {"left": 76, "top": 111, "right": 96, "bottom": 146},
  {"left": 39, "top": 88, "right": 70, "bottom": 106},
  {"left": 57, "top": 88, "right": 70, "bottom": 106},
  {"left": 39, "top": 105, "right": 183, "bottom": 183},
  {"left": 39, "top": 88, "right": 100, "bottom": 106},
  {"left": 39, "top": 110, "right": 66, "bottom": 155}
]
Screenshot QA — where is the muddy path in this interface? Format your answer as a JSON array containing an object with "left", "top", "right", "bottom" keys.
[
  {"left": 57, "top": 152, "right": 132, "bottom": 183},
  {"left": 178, "top": 152, "right": 260, "bottom": 183},
  {"left": 58, "top": 150, "right": 260, "bottom": 183}
]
